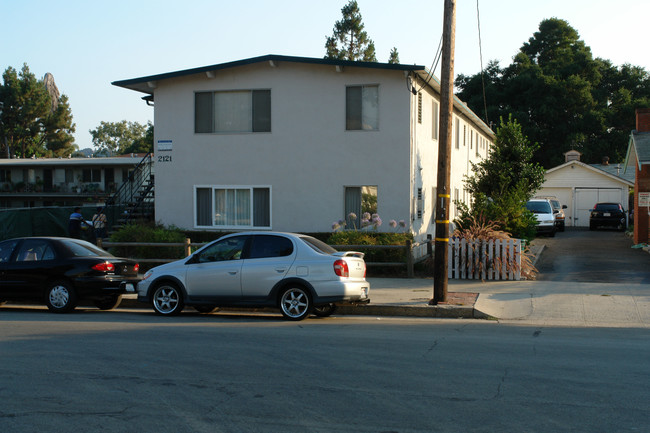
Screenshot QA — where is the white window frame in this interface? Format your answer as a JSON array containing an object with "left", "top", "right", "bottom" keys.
[
  {"left": 194, "top": 185, "right": 272, "bottom": 229},
  {"left": 432, "top": 100, "right": 439, "bottom": 141}
]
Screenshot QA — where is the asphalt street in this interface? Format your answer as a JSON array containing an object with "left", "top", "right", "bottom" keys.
[{"left": 1, "top": 312, "right": 648, "bottom": 433}]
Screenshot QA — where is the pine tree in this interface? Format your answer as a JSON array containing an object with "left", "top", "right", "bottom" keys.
[
  {"left": 388, "top": 47, "right": 400, "bottom": 64},
  {"left": 324, "top": 1, "right": 377, "bottom": 62}
]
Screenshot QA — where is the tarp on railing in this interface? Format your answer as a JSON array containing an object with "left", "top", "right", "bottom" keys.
[{"left": 0, "top": 206, "right": 119, "bottom": 241}]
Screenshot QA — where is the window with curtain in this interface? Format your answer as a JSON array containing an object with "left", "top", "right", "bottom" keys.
[
  {"left": 195, "top": 90, "right": 271, "bottom": 133},
  {"left": 195, "top": 186, "right": 271, "bottom": 228},
  {"left": 346, "top": 85, "right": 378, "bottom": 130},
  {"left": 345, "top": 186, "right": 378, "bottom": 228}
]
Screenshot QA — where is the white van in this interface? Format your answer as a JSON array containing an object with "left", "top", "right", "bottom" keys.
[{"left": 526, "top": 198, "right": 556, "bottom": 237}]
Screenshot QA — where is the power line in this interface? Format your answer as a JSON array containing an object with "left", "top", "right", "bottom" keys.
[{"left": 476, "top": 0, "right": 489, "bottom": 125}]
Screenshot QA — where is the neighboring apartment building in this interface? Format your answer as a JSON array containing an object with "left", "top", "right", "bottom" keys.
[
  {"left": 0, "top": 155, "right": 144, "bottom": 209},
  {"left": 113, "top": 55, "right": 494, "bottom": 242}
]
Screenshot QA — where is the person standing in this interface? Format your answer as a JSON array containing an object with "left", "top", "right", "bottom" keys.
[
  {"left": 92, "top": 207, "right": 107, "bottom": 240},
  {"left": 68, "top": 207, "right": 84, "bottom": 239}
]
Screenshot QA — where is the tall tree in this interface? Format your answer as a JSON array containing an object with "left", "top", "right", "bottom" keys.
[
  {"left": 456, "top": 18, "right": 650, "bottom": 168},
  {"left": 324, "top": 1, "right": 377, "bottom": 62},
  {"left": 0, "top": 64, "right": 76, "bottom": 158},
  {"left": 457, "top": 116, "right": 545, "bottom": 240},
  {"left": 90, "top": 120, "right": 152, "bottom": 155},
  {"left": 388, "top": 47, "right": 400, "bottom": 64}
]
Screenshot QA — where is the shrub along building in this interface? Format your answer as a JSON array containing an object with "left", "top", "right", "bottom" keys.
[{"left": 112, "top": 55, "right": 494, "bottom": 243}]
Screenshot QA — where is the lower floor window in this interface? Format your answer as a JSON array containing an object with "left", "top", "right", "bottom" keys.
[
  {"left": 345, "top": 186, "right": 378, "bottom": 228},
  {"left": 196, "top": 186, "right": 270, "bottom": 228}
]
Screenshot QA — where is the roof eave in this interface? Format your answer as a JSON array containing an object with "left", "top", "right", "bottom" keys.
[{"left": 112, "top": 54, "right": 427, "bottom": 94}]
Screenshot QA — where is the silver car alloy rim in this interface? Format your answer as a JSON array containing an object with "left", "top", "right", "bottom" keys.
[
  {"left": 154, "top": 286, "right": 179, "bottom": 313},
  {"left": 281, "top": 288, "right": 308, "bottom": 318},
  {"left": 49, "top": 285, "right": 70, "bottom": 309}
]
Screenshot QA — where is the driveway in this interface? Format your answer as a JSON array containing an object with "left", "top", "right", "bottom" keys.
[{"left": 533, "top": 227, "right": 650, "bottom": 283}]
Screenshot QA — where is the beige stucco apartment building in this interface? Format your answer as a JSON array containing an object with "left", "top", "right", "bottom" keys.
[{"left": 113, "top": 55, "right": 494, "bottom": 242}]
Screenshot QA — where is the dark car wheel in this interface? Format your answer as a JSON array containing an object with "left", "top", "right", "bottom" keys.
[
  {"left": 589, "top": 222, "right": 596, "bottom": 231},
  {"left": 152, "top": 283, "right": 184, "bottom": 316},
  {"left": 313, "top": 303, "right": 337, "bottom": 317},
  {"left": 194, "top": 305, "right": 219, "bottom": 314},
  {"left": 45, "top": 281, "right": 78, "bottom": 313},
  {"left": 94, "top": 294, "right": 123, "bottom": 310},
  {"left": 279, "top": 286, "right": 312, "bottom": 321}
]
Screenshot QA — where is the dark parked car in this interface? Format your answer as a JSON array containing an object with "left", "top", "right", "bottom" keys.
[
  {"left": 0, "top": 237, "right": 141, "bottom": 313},
  {"left": 589, "top": 203, "right": 627, "bottom": 231}
]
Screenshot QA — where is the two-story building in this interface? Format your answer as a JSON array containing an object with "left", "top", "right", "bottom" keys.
[
  {"left": 0, "top": 155, "right": 144, "bottom": 209},
  {"left": 113, "top": 55, "right": 494, "bottom": 242}
]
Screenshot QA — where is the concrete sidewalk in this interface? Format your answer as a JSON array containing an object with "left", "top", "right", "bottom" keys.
[
  {"left": 121, "top": 277, "right": 650, "bottom": 327},
  {"left": 342, "top": 278, "right": 650, "bottom": 327}
]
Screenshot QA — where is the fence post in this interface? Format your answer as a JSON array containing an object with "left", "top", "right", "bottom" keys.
[
  {"left": 406, "top": 240, "right": 414, "bottom": 278},
  {"left": 185, "top": 238, "right": 192, "bottom": 257}
]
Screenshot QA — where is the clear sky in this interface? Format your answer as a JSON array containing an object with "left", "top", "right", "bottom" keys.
[{"left": 2, "top": 0, "right": 649, "bottom": 152}]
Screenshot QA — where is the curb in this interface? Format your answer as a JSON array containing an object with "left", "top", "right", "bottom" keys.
[{"left": 118, "top": 298, "right": 489, "bottom": 319}]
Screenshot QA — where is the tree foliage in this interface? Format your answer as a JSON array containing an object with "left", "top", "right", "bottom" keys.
[
  {"left": 456, "top": 116, "right": 544, "bottom": 240},
  {"left": 388, "top": 47, "right": 400, "bottom": 64},
  {"left": 0, "top": 64, "right": 76, "bottom": 158},
  {"left": 324, "top": 1, "right": 377, "bottom": 62},
  {"left": 89, "top": 120, "right": 153, "bottom": 156},
  {"left": 456, "top": 18, "right": 650, "bottom": 168}
]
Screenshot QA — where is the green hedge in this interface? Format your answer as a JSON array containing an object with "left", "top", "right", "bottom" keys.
[
  {"left": 327, "top": 231, "right": 413, "bottom": 263},
  {"left": 109, "top": 224, "right": 187, "bottom": 259}
]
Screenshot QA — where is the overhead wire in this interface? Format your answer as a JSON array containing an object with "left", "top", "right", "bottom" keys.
[
  {"left": 476, "top": 0, "right": 490, "bottom": 125},
  {"left": 412, "top": 34, "right": 444, "bottom": 94}
]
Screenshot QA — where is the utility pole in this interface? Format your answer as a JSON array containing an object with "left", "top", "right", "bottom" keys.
[{"left": 431, "top": 0, "right": 455, "bottom": 305}]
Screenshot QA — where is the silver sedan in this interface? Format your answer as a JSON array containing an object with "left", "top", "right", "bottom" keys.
[{"left": 137, "top": 232, "right": 370, "bottom": 320}]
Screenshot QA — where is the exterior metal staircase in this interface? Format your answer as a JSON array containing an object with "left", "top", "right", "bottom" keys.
[{"left": 105, "top": 153, "right": 154, "bottom": 230}]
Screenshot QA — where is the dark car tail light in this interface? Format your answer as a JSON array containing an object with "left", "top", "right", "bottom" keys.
[
  {"left": 333, "top": 260, "right": 349, "bottom": 277},
  {"left": 92, "top": 261, "right": 115, "bottom": 272},
  {"left": 134, "top": 263, "right": 140, "bottom": 273}
]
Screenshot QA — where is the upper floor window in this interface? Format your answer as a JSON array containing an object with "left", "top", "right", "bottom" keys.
[
  {"left": 0, "top": 169, "right": 11, "bottom": 183},
  {"left": 432, "top": 100, "right": 439, "bottom": 141},
  {"left": 195, "top": 90, "right": 271, "bottom": 134},
  {"left": 82, "top": 168, "right": 101, "bottom": 183},
  {"left": 346, "top": 85, "right": 378, "bottom": 131}
]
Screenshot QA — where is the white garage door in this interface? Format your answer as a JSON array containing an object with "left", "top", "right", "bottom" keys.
[{"left": 574, "top": 188, "right": 624, "bottom": 227}]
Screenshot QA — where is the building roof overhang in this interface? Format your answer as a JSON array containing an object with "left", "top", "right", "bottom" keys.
[
  {"left": 624, "top": 131, "right": 650, "bottom": 173},
  {"left": 546, "top": 160, "right": 634, "bottom": 187},
  {"left": 112, "top": 54, "right": 494, "bottom": 138}
]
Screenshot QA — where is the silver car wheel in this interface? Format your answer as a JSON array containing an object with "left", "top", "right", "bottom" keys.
[
  {"left": 280, "top": 287, "right": 311, "bottom": 321},
  {"left": 152, "top": 284, "right": 183, "bottom": 315},
  {"left": 49, "top": 285, "right": 70, "bottom": 309},
  {"left": 45, "top": 281, "right": 77, "bottom": 313}
]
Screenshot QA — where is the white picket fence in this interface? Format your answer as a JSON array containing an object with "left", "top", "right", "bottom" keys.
[{"left": 448, "top": 238, "right": 523, "bottom": 280}]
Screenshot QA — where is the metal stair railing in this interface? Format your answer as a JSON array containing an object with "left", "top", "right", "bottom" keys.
[{"left": 105, "top": 153, "right": 154, "bottom": 228}]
